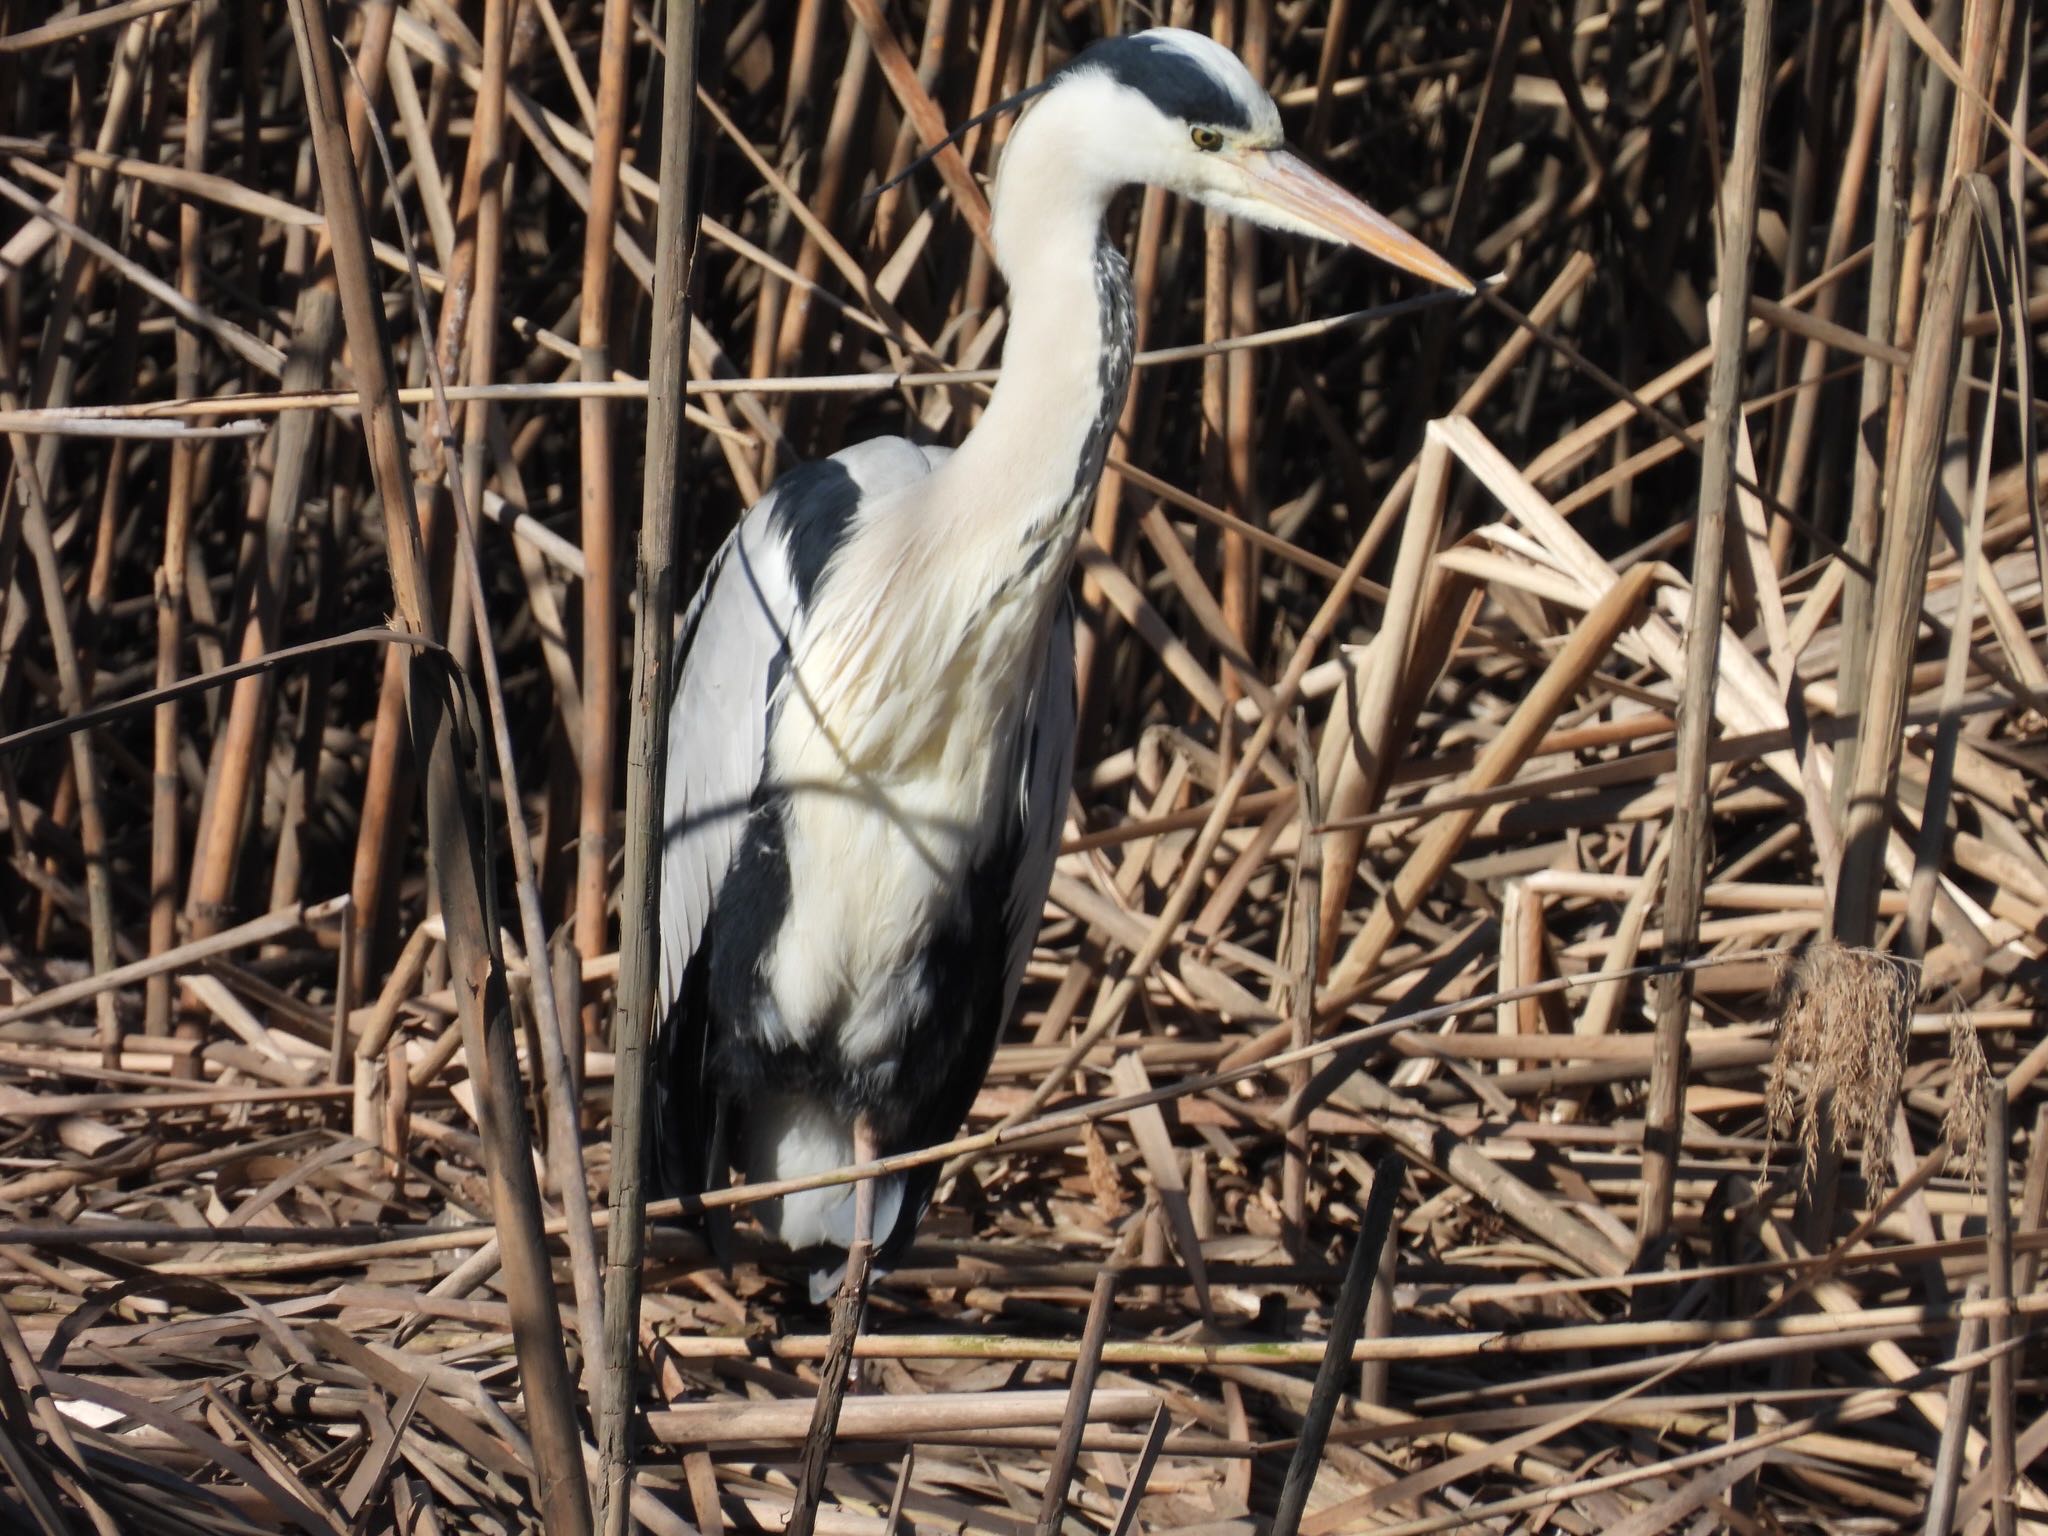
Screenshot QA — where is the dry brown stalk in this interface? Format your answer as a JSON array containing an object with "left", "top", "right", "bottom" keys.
[
  {"left": 2, "top": 419, "right": 117, "bottom": 1069},
  {"left": 1836, "top": 194, "right": 1980, "bottom": 943},
  {"left": 598, "top": 0, "right": 702, "bottom": 1527},
  {"left": 146, "top": 0, "right": 215, "bottom": 1057},
  {"left": 572, "top": 0, "right": 633, "bottom": 1086},
  {"left": 656, "top": 1387, "right": 1155, "bottom": 1445},
  {"left": 1034, "top": 1266, "right": 1118, "bottom": 1534},
  {"left": 1640, "top": 0, "right": 1772, "bottom": 1252}
]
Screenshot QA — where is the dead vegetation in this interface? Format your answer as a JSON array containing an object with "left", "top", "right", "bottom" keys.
[
  {"left": 1765, "top": 941, "right": 1913, "bottom": 1190},
  {"left": 0, "top": 0, "right": 2044, "bottom": 1531}
]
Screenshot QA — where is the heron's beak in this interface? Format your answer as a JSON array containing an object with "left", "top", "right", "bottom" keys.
[{"left": 1242, "top": 148, "right": 1472, "bottom": 294}]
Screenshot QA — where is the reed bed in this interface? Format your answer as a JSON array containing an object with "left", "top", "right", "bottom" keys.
[{"left": 0, "top": 0, "right": 2043, "bottom": 1530}]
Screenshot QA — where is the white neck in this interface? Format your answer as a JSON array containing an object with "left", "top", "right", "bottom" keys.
[
  {"left": 934, "top": 82, "right": 1132, "bottom": 543},
  {"left": 794, "top": 78, "right": 1144, "bottom": 779}
]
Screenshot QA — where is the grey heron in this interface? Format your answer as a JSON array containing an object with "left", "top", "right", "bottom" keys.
[{"left": 656, "top": 27, "right": 1468, "bottom": 1297}]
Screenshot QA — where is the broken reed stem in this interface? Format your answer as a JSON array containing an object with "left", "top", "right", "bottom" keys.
[
  {"left": 1832, "top": 188, "right": 1976, "bottom": 944},
  {"left": 1220, "top": 0, "right": 1268, "bottom": 735},
  {"left": 2, "top": 416, "right": 118, "bottom": 1065},
  {"left": 1034, "top": 1266, "right": 1118, "bottom": 1536},
  {"left": 1284, "top": 713, "right": 1319, "bottom": 1258},
  {"left": 789, "top": 1233, "right": 873, "bottom": 1536},
  {"left": 1988, "top": 1084, "right": 2016, "bottom": 1536},
  {"left": 452, "top": 0, "right": 509, "bottom": 748},
  {"left": 599, "top": 0, "right": 703, "bottom": 1525},
  {"left": 1922, "top": 1280, "right": 1988, "bottom": 1536},
  {"left": 649, "top": 1389, "right": 1160, "bottom": 1444},
  {"left": 148, "top": 0, "right": 217, "bottom": 1053},
  {"left": 279, "top": 2, "right": 591, "bottom": 1529},
  {"left": 186, "top": 290, "right": 337, "bottom": 947},
  {"left": 574, "top": 0, "right": 633, "bottom": 1068},
  {"left": 2017, "top": 1102, "right": 2048, "bottom": 1297},
  {"left": 1107, "top": 1405, "right": 1172, "bottom": 1536},
  {"left": 1271, "top": 1149, "right": 1405, "bottom": 1536},
  {"left": 1837, "top": 15, "right": 1911, "bottom": 787},
  {"left": 1641, "top": 0, "right": 1772, "bottom": 1252},
  {"left": 1312, "top": 435, "right": 1443, "bottom": 976}
]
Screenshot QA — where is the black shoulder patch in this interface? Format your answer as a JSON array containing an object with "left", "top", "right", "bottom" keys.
[
  {"left": 767, "top": 457, "right": 863, "bottom": 609},
  {"left": 705, "top": 789, "right": 794, "bottom": 1041},
  {"left": 1070, "top": 33, "right": 1252, "bottom": 131}
]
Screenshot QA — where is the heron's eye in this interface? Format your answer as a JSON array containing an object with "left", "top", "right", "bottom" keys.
[{"left": 1190, "top": 125, "right": 1224, "bottom": 151}]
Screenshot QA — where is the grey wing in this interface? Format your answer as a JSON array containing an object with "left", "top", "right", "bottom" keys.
[
  {"left": 656, "top": 512, "right": 796, "bottom": 1024},
  {"left": 998, "top": 596, "right": 1078, "bottom": 1017},
  {"left": 648, "top": 503, "right": 798, "bottom": 1212},
  {"left": 656, "top": 436, "right": 951, "bottom": 1038}
]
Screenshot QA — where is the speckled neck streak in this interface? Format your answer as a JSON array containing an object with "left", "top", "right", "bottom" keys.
[
  {"left": 1013, "top": 237, "right": 1135, "bottom": 574},
  {"left": 1077, "top": 240, "right": 1137, "bottom": 502}
]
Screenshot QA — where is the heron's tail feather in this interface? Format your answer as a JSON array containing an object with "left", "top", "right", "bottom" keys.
[
  {"left": 648, "top": 947, "right": 737, "bottom": 1271},
  {"left": 745, "top": 1096, "right": 906, "bottom": 1256}
]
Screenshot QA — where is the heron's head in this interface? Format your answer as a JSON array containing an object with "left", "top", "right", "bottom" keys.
[{"left": 1012, "top": 28, "right": 1470, "bottom": 293}]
